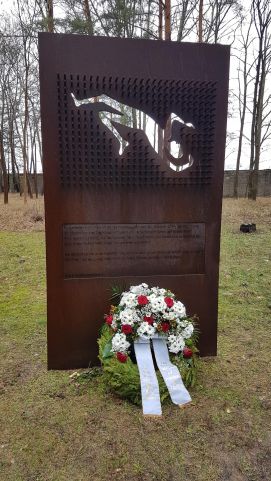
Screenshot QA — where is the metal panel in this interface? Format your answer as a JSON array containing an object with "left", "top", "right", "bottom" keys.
[{"left": 39, "top": 33, "right": 230, "bottom": 369}]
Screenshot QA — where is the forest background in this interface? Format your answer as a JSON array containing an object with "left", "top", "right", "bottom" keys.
[{"left": 0, "top": 0, "right": 271, "bottom": 202}]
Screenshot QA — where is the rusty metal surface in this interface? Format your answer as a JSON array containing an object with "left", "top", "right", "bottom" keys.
[{"left": 39, "top": 33, "right": 230, "bottom": 369}]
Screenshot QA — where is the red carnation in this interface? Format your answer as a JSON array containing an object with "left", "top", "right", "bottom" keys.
[
  {"left": 116, "top": 352, "right": 128, "bottom": 363},
  {"left": 183, "top": 347, "right": 193, "bottom": 358},
  {"left": 161, "top": 322, "right": 170, "bottom": 332},
  {"left": 105, "top": 314, "right": 113, "bottom": 325},
  {"left": 138, "top": 295, "right": 149, "bottom": 306},
  {"left": 144, "top": 315, "right": 154, "bottom": 325},
  {"left": 121, "top": 324, "right": 133, "bottom": 335},
  {"left": 165, "top": 297, "right": 174, "bottom": 308}
]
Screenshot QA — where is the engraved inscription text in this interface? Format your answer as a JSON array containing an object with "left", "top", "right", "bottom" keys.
[{"left": 63, "top": 223, "right": 205, "bottom": 278}]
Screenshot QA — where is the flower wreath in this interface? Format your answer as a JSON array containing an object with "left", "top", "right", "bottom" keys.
[{"left": 98, "top": 283, "right": 198, "bottom": 405}]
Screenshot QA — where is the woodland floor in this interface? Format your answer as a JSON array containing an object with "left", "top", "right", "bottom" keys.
[{"left": 0, "top": 194, "right": 271, "bottom": 481}]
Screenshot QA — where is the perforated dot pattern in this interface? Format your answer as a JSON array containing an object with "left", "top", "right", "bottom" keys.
[{"left": 57, "top": 74, "right": 217, "bottom": 188}]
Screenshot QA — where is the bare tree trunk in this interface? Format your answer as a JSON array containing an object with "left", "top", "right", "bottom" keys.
[
  {"left": 248, "top": 50, "right": 261, "bottom": 199},
  {"left": 0, "top": 129, "right": 8, "bottom": 204},
  {"left": 234, "top": 26, "right": 252, "bottom": 198},
  {"left": 250, "top": 67, "right": 266, "bottom": 199},
  {"left": 199, "top": 0, "right": 204, "bottom": 42},
  {"left": 7, "top": 112, "right": 20, "bottom": 193},
  {"left": 83, "top": 0, "right": 93, "bottom": 35},
  {"left": 26, "top": 126, "right": 33, "bottom": 199},
  {"left": 46, "top": 0, "right": 54, "bottom": 32},
  {"left": 177, "top": 0, "right": 190, "bottom": 41},
  {"left": 247, "top": 0, "right": 271, "bottom": 200},
  {"left": 22, "top": 86, "right": 28, "bottom": 204},
  {"left": 10, "top": 130, "right": 20, "bottom": 193},
  {"left": 16, "top": 0, "right": 31, "bottom": 204},
  {"left": 13, "top": 154, "right": 21, "bottom": 194},
  {"left": 29, "top": 127, "right": 37, "bottom": 198},
  {"left": 165, "top": 0, "right": 171, "bottom": 41},
  {"left": 34, "top": 140, "right": 38, "bottom": 198},
  {"left": 28, "top": 95, "right": 43, "bottom": 169},
  {"left": 27, "top": 170, "right": 33, "bottom": 198},
  {"left": 158, "top": 1, "right": 163, "bottom": 41},
  {"left": 234, "top": 120, "right": 244, "bottom": 198}
]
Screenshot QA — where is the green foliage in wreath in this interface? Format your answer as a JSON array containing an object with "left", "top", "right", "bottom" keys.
[{"left": 98, "top": 324, "right": 198, "bottom": 406}]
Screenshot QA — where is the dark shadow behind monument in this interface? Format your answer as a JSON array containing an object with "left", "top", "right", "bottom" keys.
[{"left": 39, "top": 33, "right": 230, "bottom": 369}]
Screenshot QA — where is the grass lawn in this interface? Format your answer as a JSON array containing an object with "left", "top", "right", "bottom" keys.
[{"left": 0, "top": 195, "right": 271, "bottom": 481}]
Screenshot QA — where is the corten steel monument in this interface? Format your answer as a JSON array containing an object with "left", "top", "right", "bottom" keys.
[{"left": 39, "top": 33, "right": 230, "bottom": 369}]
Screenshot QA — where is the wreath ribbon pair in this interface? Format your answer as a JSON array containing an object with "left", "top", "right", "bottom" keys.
[
  {"left": 99, "top": 283, "right": 198, "bottom": 414},
  {"left": 134, "top": 335, "right": 191, "bottom": 415}
]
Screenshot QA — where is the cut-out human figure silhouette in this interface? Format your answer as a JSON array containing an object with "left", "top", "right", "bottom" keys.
[{"left": 71, "top": 93, "right": 196, "bottom": 174}]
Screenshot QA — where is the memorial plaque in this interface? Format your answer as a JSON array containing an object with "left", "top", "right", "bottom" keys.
[
  {"left": 39, "top": 33, "right": 230, "bottom": 369},
  {"left": 63, "top": 223, "right": 205, "bottom": 278}
]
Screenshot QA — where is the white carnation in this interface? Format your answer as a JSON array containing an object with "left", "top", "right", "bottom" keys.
[
  {"left": 137, "top": 322, "right": 155, "bottom": 338},
  {"left": 119, "top": 308, "right": 140, "bottom": 325},
  {"left": 110, "top": 285, "right": 190, "bottom": 355},
  {"left": 172, "top": 301, "right": 186, "bottom": 317},
  {"left": 150, "top": 287, "right": 160, "bottom": 295},
  {"left": 150, "top": 286, "right": 167, "bottom": 296},
  {"left": 130, "top": 283, "right": 150, "bottom": 295},
  {"left": 159, "top": 288, "right": 167, "bottom": 295},
  {"left": 163, "top": 311, "right": 176, "bottom": 321},
  {"left": 119, "top": 292, "right": 138, "bottom": 308},
  {"left": 111, "top": 333, "right": 130, "bottom": 353},
  {"left": 182, "top": 323, "right": 194, "bottom": 339},
  {"left": 176, "top": 319, "right": 188, "bottom": 329},
  {"left": 167, "top": 334, "right": 185, "bottom": 354},
  {"left": 149, "top": 295, "right": 166, "bottom": 313}
]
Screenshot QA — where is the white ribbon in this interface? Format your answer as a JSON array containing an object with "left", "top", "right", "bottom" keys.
[
  {"left": 152, "top": 337, "right": 191, "bottom": 406},
  {"left": 134, "top": 337, "right": 162, "bottom": 416},
  {"left": 134, "top": 335, "right": 191, "bottom": 415}
]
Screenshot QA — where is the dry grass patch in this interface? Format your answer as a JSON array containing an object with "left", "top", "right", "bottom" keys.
[
  {"left": 0, "top": 194, "right": 44, "bottom": 231},
  {"left": 222, "top": 197, "right": 271, "bottom": 227}
]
